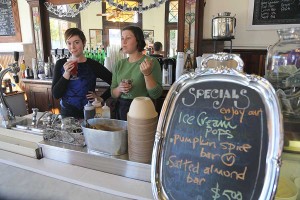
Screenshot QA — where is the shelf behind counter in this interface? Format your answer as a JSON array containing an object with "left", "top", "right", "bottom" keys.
[{"left": 21, "top": 78, "right": 170, "bottom": 115}]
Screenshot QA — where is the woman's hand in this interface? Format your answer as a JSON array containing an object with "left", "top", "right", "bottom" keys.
[
  {"left": 86, "top": 91, "right": 103, "bottom": 102},
  {"left": 140, "top": 58, "right": 153, "bottom": 76},
  {"left": 118, "top": 80, "right": 132, "bottom": 94},
  {"left": 63, "top": 60, "right": 76, "bottom": 79}
]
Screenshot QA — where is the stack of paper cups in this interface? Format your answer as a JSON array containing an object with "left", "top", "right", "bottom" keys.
[
  {"left": 127, "top": 97, "right": 158, "bottom": 164},
  {"left": 176, "top": 52, "right": 185, "bottom": 80}
]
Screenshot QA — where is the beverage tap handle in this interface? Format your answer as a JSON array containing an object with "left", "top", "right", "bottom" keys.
[
  {"left": 14, "top": 51, "right": 19, "bottom": 62},
  {"left": 13, "top": 74, "right": 19, "bottom": 83}
]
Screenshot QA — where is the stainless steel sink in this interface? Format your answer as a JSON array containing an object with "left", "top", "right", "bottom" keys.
[{"left": 11, "top": 118, "right": 46, "bottom": 135}]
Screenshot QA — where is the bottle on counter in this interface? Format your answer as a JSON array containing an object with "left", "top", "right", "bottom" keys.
[
  {"left": 44, "top": 56, "right": 54, "bottom": 78},
  {"left": 101, "top": 103, "right": 110, "bottom": 119},
  {"left": 44, "top": 60, "right": 50, "bottom": 78},
  {"left": 92, "top": 98, "right": 102, "bottom": 118},
  {"left": 20, "top": 60, "right": 26, "bottom": 79},
  {"left": 32, "top": 58, "right": 38, "bottom": 79},
  {"left": 84, "top": 101, "right": 95, "bottom": 121},
  {"left": 25, "top": 65, "right": 33, "bottom": 79},
  {"left": 48, "top": 56, "right": 54, "bottom": 78}
]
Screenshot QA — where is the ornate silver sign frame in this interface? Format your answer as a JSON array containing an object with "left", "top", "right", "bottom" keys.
[{"left": 151, "top": 57, "right": 283, "bottom": 200}]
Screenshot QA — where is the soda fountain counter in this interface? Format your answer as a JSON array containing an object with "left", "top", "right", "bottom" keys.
[
  {"left": 0, "top": 112, "right": 299, "bottom": 200},
  {"left": 0, "top": 115, "right": 153, "bottom": 200}
]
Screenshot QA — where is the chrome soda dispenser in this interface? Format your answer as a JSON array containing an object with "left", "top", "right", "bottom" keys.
[{"left": 162, "top": 58, "right": 176, "bottom": 85}]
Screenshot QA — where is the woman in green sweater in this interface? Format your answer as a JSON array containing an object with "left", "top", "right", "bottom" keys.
[{"left": 111, "top": 26, "right": 163, "bottom": 120}]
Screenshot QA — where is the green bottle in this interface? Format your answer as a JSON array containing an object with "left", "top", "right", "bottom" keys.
[
  {"left": 84, "top": 48, "right": 89, "bottom": 58},
  {"left": 101, "top": 48, "right": 106, "bottom": 65},
  {"left": 90, "top": 48, "right": 94, "bottom": 60},
  {"left": 96, "top": 48, "right": 101, "bottom": 62}
]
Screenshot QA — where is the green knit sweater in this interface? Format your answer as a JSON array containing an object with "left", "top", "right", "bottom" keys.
[{"left": 111, "top": 55, "right": 163, "bottom": 99}]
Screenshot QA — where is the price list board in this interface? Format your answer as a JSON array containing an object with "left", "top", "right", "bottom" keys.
[
  {"left": 0, "top": 0, "right": 21, "bottom": 42},
  {"left": 0, "top": 0, "right": 16, "bottom": 36},
  {"left": 152, "top": 71, "right": 283, "bottom": 200},
  {"left": 252, "top": 0, "right": 300, "bottom": 25}
]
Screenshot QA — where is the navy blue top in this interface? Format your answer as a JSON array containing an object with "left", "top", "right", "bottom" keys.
[{"left": 52, "top": 58, "right": 112, "bottom": 118}]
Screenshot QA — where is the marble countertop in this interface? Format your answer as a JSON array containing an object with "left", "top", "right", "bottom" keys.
[
  {"left": 0, "top": 149, "right": 153, "bottom": 200},
  {"left": 0, "top": 112, "right": 153, "bottom": 199}
]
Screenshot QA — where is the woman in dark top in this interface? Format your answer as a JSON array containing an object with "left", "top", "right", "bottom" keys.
[{"left": 52, "top": 28, "right": 112, "bottom": 119}]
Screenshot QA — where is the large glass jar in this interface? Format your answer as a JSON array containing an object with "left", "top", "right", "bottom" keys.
[{"left": 265, "top": 27, "right": 300, "bottom": 118}]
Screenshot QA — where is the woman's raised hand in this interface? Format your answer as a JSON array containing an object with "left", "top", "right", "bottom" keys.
[
  {"left": 63, "top": 60, "right": 76, "bottom": 75},
  {"left": 140, "top": 58, "right": 153, "bottom": 76}
]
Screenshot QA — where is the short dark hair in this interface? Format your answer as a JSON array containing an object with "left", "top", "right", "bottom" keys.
[
  {"left": 122, "top": 26, "right": 146, "bottom": 52},
  {"left": 153, "top": 42, "right": 162, "bottom": 51},
  {"left": 64, "top": 28, "right": 86, "bottom": 46}
]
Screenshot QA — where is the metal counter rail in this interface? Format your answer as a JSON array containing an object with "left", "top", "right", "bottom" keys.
[{"left": 39, "top": 140, "right": 151, "bottom": 182}]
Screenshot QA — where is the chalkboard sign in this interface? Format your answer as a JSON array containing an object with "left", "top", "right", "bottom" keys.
[
  {"left": 0, "top": 0, "right": 16, "bottom": 36},
  {"left": 0, "top": 0, "right": 21, "bottom": 42},
  {"left": 252, "top": 0, "right": 300, "bottom": 25},
  {"left": 152, "top": 67, "right": 283, "bottom": 199}
]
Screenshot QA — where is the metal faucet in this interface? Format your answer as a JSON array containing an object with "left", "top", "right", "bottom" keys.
[
  {"left": 51, "top": 114, "right": 62, "bottom": 128},
  {"left": 0, "top": 52, "right": 20, "bottom": 128},
  {"left": 36, "top": 111, "right": 50, "bottom": 127},
  {"left": 32, "top": 110, "right": 51, "bottom": 128},
  {"left": 31, "top": 108, "right": 39, "bottom": 127},
  {"left": 45, "top": 112, "right": 53, "bottom": 128}
]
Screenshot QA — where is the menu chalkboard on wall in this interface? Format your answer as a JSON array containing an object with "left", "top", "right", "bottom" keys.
[
  {"left": 0, "top": 0, "right": 21, "bottom": 42},
  {"left": 252, "top": 0, "right": 300, "bottom": 25},
  {"left": 152, "top": 67, "right": 283, "bottom": 199},
  {"left": 0, "top": 0, "right": 16, "bottom": 36}
]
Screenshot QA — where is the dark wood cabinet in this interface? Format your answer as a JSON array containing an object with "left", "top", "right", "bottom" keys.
[
  {"left": 224, "top": 49, "right": 267, "bottom": 76},
  {"left": 24, "top": 82, "right": 60, "bottom": 114}
]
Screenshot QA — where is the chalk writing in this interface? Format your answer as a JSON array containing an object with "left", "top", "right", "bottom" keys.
[
  {"left": 173, "top": 135, "right": 217, "bottom": 149},
  {"left": 211, "top": 182, "right": 243, "bottom": 200},
  {"left": 161, "top": 82, "right": 268, "bottom": 199},
  {"left": 219, "top": 107, "right": 246, "bottom": 123},
  {"left": 219, "top": 107, "right": 263, "bottom": 123},
  {"left": 253, "top": 0, "right": 300, "bottom": 25},
  {"left": 181, "top": 88, "right": 250, "bottom": 109},
  {"left": 203, "top": 164, "right": 247, "bottom": 180},
  {"left": 168, "top": 156, "right": 199, "bottom": 172},
  {"left": 0, "top": 0, "right": 16, "bottom": 36}
]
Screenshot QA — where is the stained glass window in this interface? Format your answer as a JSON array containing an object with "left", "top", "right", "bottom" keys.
[{"left": 168, "top": 0, "right": 178, "bottom": 23}]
